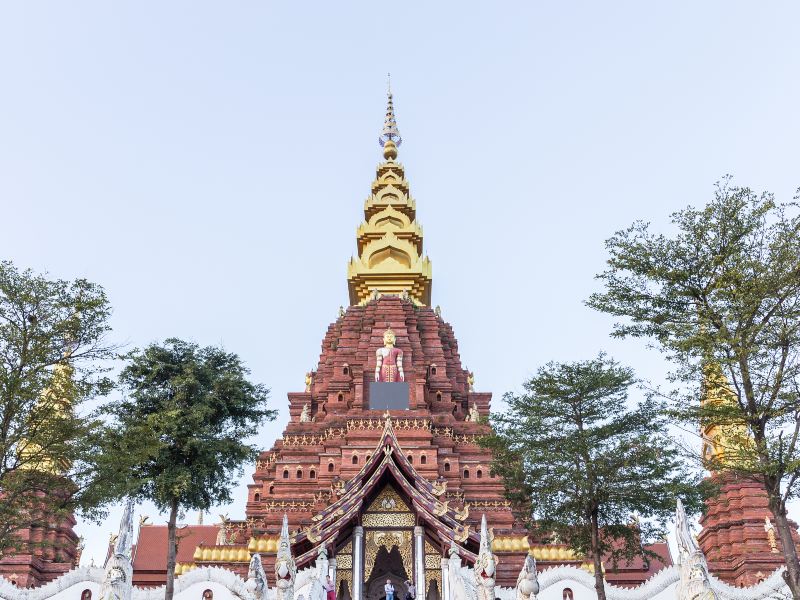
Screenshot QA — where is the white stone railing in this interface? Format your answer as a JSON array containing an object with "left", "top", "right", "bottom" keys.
[
  {"left": 0, "top": 567, "right": 103, "bottom": 600},
  {"left": 0, "top": 558, "right": 792, "bottom": 600},
  {"left": 131, "top": 566, "right": 256, "bottom": 600}
]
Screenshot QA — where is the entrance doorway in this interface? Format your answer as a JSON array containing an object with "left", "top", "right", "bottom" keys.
[{"left": 364, "top": 545, "right": 409, "bottom": 600}]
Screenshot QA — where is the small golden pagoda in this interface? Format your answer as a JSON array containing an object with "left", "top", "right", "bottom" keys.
[
  {"left": 347, "top": 87, "right": 433, "bottom": 306},
  {"left": 700, "top": 360, "right": 753, "bottom": 468}
]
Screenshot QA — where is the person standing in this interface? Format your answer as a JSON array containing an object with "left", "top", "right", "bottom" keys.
[
  {"left": 385, "top": 579, "right": 395, "bottom": 600},
  {"left": 404, "top": 580, "right": 416, "bottom": 600},
  {"left": 323, "top": 576, "right": 335, "bottom": 600}
]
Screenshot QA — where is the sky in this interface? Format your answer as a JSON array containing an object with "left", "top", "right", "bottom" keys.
[{"left": 1, "top": 1, "right": 799, "bottom": 567}]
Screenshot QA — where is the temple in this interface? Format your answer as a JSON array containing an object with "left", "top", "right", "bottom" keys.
[
  {"left": 126, "top": 89, "right": 669, "bottom": 593},
  {"left": 3, "top": 88, "right": 799, "bottom": 599}
]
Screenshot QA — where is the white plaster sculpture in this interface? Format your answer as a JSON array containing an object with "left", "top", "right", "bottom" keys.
[
  {"left": 447, "top": 542, "right": 474, "bottom": 600},
  {"left": 100, "top": 498, "right": 135, "bottom": 600},
  {"left": 515, "top": 554, "right": 539, "bottom": 600},
  {"left": 246, "top": 553, "right": 269, "bottom": 600},
  {"left": 275, "top": 515, "right": 297, "bottom": 600},
  {"left": 675, "top": 499, "right": 718, "bottom": 600},
  {"left": 474, "top": 515, "right": 496, "bottom": 600},
  {"left": 307, "top": 546, "right": 328, "bottom": 600}
]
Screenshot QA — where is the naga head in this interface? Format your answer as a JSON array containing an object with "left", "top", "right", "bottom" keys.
[
  {"left": 275, "top": 514, "right": 296, "bottom": 584},
  {"left": 517, "top": 554, "right": 539, "bottom": 596},
  {"left": 476, "top": 514, "right": 496, "bottom": 584}
]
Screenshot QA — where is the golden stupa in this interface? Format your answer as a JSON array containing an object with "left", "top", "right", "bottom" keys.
[{"left": 346, "top": 86, "right": 432, "bottom": 306}]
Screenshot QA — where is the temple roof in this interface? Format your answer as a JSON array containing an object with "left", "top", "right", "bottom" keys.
[{"left": 292, "top": 416, "right": 477, "bottom": 567}]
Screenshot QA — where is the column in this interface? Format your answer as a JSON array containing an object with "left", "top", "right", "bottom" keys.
[
  {"left": 329, "top": 557, "right": 337, "bottom": 586},
  {"left": 414, "top": 526, "right": 425, "bottom": 600},
  {"left": 353, "top": 526, "right": 365, "bottom": 600},
  {"left": 440, "top": 558, "right": 450, "bottom": 600}
]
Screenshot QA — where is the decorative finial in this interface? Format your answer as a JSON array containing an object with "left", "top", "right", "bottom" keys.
[{"left": 379, "top": 76, "right": 402, "bottom": 151}]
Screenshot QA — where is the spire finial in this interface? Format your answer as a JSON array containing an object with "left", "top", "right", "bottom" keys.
[{"left": 379, "top": 76, "right": 402, "bottom": 151}]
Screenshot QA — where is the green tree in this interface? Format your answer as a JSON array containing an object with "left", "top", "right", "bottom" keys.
[
  {"left": 108, "top": 338, "right": 274, "bottom": 600},
  {"left": 586, "top": 178, "right": 800, "bottom": 596},
  {"left": 481, "top": 354, "right": 703, "bottom": 600},
  {"left": 0, "top": 260, "right": 118, "bottom": 557}
]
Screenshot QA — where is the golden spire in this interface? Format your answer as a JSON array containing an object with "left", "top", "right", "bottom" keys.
[
  {"left": 700, "top": 360, "right": 753, "bottom": 469},
  {"left": 18, "top": 353, "right": 76, "bottom": 473},
  {"left": 379, "top": 74, "right": 402, "bottom": 147},
  {"left": 346, "top": 85, "right": 433, "bottom": 306}
]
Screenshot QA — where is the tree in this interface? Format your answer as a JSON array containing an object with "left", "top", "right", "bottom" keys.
[
  {"left": 0, "top": 260, "right": 118, "bottom": 557},
  {"left": 481, "top": 354, "right": 703, "bottom": 600},
  {"left": 108, "top": 338, "right": 274, "bottom": 600},
  {"left": 586, "top": 178, "right": 800, "bottom": 596}
]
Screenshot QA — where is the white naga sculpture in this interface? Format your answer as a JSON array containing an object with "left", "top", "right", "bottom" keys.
[
  {"left": 100, "top": 498, "right": 135, "bottom": 600},
  {"left": 275, "top": 514, "right": 297, "bottom": 600},
  {"left": 675, "top": 499, "right": 719, "bottom": 600},
  {"left": 474, "top": 515, "right": 497, "bottom": 600},
  {"left": 246, "top": 553, "right": 269, "bottom": 600},
  {"left": 307, "top": 545, "right": 329, "bottom": 600},
  {"left": 515, "top": 554, "right": 539, "bottom": 600},
  {"left": 448, "top": 542, "right": 475, "bottom": 600}
]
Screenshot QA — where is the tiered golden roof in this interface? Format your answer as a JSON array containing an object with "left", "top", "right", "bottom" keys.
[
  {"left": 347, "top": 91, "right": 432, "bottom": 306},
  {"left": 19, "top": 357, "right": 75, "bottom": 473},
  {"left": 700, "top": 361, "right": 753, "bottom": 468}
]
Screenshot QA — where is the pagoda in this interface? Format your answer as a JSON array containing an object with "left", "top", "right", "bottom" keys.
[
  {"left": 179, "top": 89, "right": 531, "bottom": 600},
  {"left": 0, "top": 358, "right": 81, "bottom": 587},
  {"left": 134, "top": 88, "right": 668, "bottom": 593},
  {"left": 698, "top": 362, "right": 800, "bottom": 586}
]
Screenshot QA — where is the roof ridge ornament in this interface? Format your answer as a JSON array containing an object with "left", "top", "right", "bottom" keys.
[{"left": 379, "top": 73, "right": 402, "bottom": 148}]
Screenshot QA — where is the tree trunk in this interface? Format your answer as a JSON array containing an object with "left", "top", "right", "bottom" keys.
[
  {"left": 165, "top": 499, "right": 180, "bottom": 600},
  {"left": 769, "top": 500, "right": 800, "bottom": 599},
  {"left": 590, "top": 510, "right": 606, "bottom": 600}
]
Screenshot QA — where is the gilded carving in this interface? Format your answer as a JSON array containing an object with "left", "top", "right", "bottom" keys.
[
  {"left": 348, "top": 418, "right": 430, "bottom": 432},
  {"left": 338, "top": 571, "right": 352, "bottom": 595},
  {"left": 362, "top": 513, "right": 415, "bottom": 527},
  {"left": 336, "top": 555, "right": 352, "bottom": 569},
  {"left": 431, "top": 480, "right": 447, "bottom": 497},
  {"left": 305, "top": 526, "right": 322, "bottom": 543},
  {"left": 263, "top": 500, "right": 315, "bottom": 512},
  {"left": 454, "top": 503, "right": 470, "bottom": 521},
  {"left": 467, "top": 499, "right": 510, "bottom": 509},
  {"left": 426, "top": 569, "right": 442, "bottom": 597},
  {"left": 455, "top": 524, "right": 471, "bottom": 543},
  {"left": 364, "top": 530, "right": 413, "bottom": 581},
  {"left": 433, "top": 500, "right": 450, "bottom": 517},
  {"left": 366, "top": 486, "right": 411, "bottom": 514}
]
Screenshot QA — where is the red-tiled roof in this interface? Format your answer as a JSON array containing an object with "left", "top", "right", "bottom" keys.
[
  {"left": 604, "top": 542, "right": 673, "bottom": 587},
  {"left": 133, "top": 525, "right": 219, "bottom": 571}
]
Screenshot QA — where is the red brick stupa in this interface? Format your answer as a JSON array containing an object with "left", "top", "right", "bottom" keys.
[
  {"left": 698, "top": 364, "right": 800, "bottom": 586},
  {"left": 0, "top": 362, "right": 81, "bottom": 587}
]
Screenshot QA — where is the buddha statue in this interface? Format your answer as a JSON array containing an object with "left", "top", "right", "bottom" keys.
[{"left": 375, "top": 328, "right": 404, "bottom": 382}]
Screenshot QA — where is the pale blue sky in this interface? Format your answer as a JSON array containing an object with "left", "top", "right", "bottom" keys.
[{"left": 1, "top": 2, "right": 798, "bottom": 566}]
